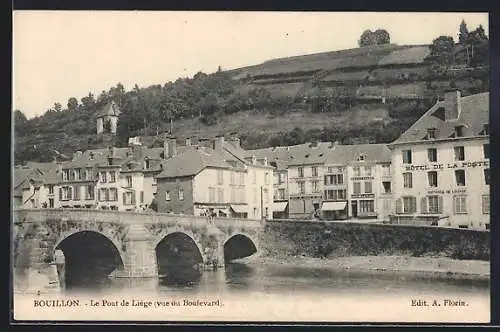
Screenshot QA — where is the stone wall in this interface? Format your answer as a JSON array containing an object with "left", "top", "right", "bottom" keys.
[{"left": 259, "top": 220, "right": 490, "bottom": 261}]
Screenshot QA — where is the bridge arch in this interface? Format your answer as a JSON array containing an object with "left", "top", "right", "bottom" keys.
[
  {"left": 53, "top": 230, "right": 125, "bottom": 289},
  {"left": 154, "top": 231, "right": 204, "bottom": 284},
  {"left": 223, "top": 233, "right": 258, "bottom": 263}
]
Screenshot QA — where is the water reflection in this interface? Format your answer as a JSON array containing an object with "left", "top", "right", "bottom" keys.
[{"left": 43, "top": 261, "right": 490, "bottom": 298}]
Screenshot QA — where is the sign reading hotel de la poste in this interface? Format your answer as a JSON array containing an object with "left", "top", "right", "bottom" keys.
[{"left": 403, "top": 160, "right": 489, "bottom": 172}]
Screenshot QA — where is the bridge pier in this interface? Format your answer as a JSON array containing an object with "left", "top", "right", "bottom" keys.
[{"left": 121, "top": 224, "right": 158, "bottom": 278}]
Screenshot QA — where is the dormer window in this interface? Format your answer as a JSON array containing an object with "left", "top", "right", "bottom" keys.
[
  {"left": 89, "top": 152, "right": 94, "bottom": 160},
  {"left": 144, "top": 158, "right": 150, "bottom": 169},
  {"left": 455, "top": 125, "right": 464, "bottom": 137},
  {"left": 427, "top": 128, "right": 437, "bottom": 139},
  {"left": 358, "top": 153, "right": 366, "bottom": 162}
]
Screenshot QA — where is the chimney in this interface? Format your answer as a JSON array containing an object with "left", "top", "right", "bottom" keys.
[
  {"left": 228, "top": 135, "right": 241, "bottom": 148},
  {"left": 185, "top": 137, "right": 192, "bottom": 147},
  {"left": 330, "top": 141, "right": 339, "bottom": 148},
  {"left": 444, "top": 90, "right": 462, "bottom": 121},
  {"left": 164, "top": 135, "right": 177, "bottom": 158},
  {"left": 213, "top": 135, "right": 225, "bottom": 150}
]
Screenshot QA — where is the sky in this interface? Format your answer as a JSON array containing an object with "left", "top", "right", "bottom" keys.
[{"left": 13, "top": 11, "right": 488, "bottom": 119}]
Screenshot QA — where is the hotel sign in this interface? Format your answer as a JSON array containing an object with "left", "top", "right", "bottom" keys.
[
  {"left": 428, "top": 188, "right": 467, "bottom": 195},
  {"left": 404, "top": 160, "right": 489, "bottom": 172}
]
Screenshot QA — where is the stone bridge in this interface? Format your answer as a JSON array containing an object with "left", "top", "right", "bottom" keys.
[{"left": 13, "top": 209, "right": 263, "bottom": 291}]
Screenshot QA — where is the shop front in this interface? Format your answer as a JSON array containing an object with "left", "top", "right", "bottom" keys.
[{"left": 320, "top": 201, "right": 348, "bottom": 220}]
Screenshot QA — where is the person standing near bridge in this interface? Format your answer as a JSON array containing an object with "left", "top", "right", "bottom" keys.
[{"left": 54, "top": 249, "right": 66, "bottom": 291}]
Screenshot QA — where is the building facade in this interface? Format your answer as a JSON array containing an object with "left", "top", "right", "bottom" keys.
[{"left": 388, "top": 91, "right": 490, "bottom": 229}]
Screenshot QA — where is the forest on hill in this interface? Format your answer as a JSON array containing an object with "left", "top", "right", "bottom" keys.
[{"left": 13, "top": 21, "right": 489, "bottom": 164}]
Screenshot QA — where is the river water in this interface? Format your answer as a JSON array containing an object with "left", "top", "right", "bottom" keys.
[
  {"left": 14, "top": 261, "right": 490, "bottom": 322},
  {"left": 58, "top": 260, "right": 489, "bottom": 298}
]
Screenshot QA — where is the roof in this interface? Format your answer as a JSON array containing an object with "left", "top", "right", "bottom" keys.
[
  {"left": 325, "top": 144, "right": 391, "bottom": 165},
  {"left": 247, "top": 142, "right": 334, "bottom": 168},
  {"left": 156, "top": 146, "right": 242, "bottom": 178},
  {"left": 390, "top": 92, "right": 489, "bottom": 145},
  {"left": 96, "top": 101, "right": 121, "bottom": 118}
]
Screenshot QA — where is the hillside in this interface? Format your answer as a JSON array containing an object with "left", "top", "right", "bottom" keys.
[{"left": 13, "top": 42, "right": 489, "bottom": 164}]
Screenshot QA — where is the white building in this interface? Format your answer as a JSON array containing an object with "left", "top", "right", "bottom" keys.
[{"left": 388, "top": 90, "right": 490, "bottom": 229}]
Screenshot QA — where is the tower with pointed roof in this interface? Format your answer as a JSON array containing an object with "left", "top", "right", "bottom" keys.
[{"left": 96, "top": 101, "right": 121, "bottom": 135}]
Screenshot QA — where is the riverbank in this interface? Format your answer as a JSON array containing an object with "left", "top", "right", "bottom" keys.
[{"left": 235, "top": 255, "right": 490, "bottom": 281}]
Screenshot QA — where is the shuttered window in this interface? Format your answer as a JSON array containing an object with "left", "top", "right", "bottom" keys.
[{"left": 402, "top": 196, "right": 417, "bottom": 213}]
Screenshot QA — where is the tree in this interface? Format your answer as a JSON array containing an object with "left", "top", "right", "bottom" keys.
[
  {"left": 358, "top": 30, "right": 376, "bottom": 47},
  {"left": 67, "top": 97, "right": 79, "bottom": 112},
  {"left": 358, "top": 29, "right": 390, "bottom": 47},
  {"left": 459, "top": 20, "right": 469, "bottom": 44},
  {"left": 53, "top": 102, "right": 62, "bottom": 112},
  {"left": 373, "top": 29, "right": 390, "bottom": 45},
  {"left": 429, "top": 36, "right": 455, "bottom": 66}
]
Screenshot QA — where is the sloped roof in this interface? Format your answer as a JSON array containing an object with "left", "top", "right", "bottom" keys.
[
  {"left": 156, "top": 146, "right": 237, "bottom": 178},
  {"left": 390, "top": 92, "right": 489, "bottom": 145},
  {"left": 96, "top": 101, "right": 121, "bottom": 118},
  {"left": 325, "top": 144, "right": 391, "bottom": 165},
  {"left": 247, "top": 142, "right": 333, "bottom": 167}
]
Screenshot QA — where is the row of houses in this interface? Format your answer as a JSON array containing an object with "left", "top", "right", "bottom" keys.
[{"left": 13, "top": 90, "right": 490, "bottom": 229}]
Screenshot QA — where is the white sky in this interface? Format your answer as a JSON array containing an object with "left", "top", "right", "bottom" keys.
[{"left": 13, "top": 11, "right": 488, "bottom": 119}]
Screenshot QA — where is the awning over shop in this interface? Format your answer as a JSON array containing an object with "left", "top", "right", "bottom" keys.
[
  {"left": 272, "top": 202, "right": 289, "bottom": 212},
  {"left": 321, "top": 201, "right": 347, "bottom": 211},
  {"left": 231, "top": 205, "right": 248, "bottom": 214}
]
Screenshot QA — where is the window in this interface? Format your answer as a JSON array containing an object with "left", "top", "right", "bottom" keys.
[
  {"left": 48, "top": 185, "right": 54, "bottom": 194},
  {"left": 428, "top": 171, "right": 438, "bottom": 187},
  {"left": 279, "top": 173, "right": 286, "bottom": 184},
  {"left": 382, "top": 164, "right": 391, "bottom": 177},
  {"left": 109, "top": 188, "right": 117, "bottom": 201},
  {"left": 208, "top": 188, "right": 215, "bottom": 202},
  {"left": 217, "top": 188, "right": 224, "bottom": 203},
  {"left": 109, "top": 171, "right": 116, "bottom": 183},
  {"left": 482, "top": 195, "right": 490, "bottom": 215},
  {"left": 484, "top": 169, "right": 490, "bottom": 185},
  {"left": 455, "top": 125, "right": 464, "bottom": 137},
  {"left": 382, "top": 181, "right": 391, "bottom": 193},
  {"left": 144, "top": 159, "right": 150, "bottom": 169},
  {"left": 298, "top": 181, "right": 305, "bottom": 194},
  {"left": 298, "top": 167, "right": 304, "bottom": 178},
  {"left": 49, "top": 198, "right": 54, "bottom": 208},
  {"left": 73, "top": 186, "right": 80, "bottom": 200},
  {"left": 427, "top": 128, "right": 437, "bottom": 139},
  {"left": 334, "top": 174, "right": 343, "bottom": 185},
  {"left": 140, "top": 191, "right": 144, "bottom": 203},
  {"left": 364, "top": 166, "right": 372, "bottom": 176},
  {"left": 403, "top": 172, "right": 413, "bottom": 188},
  {"left": 454, "top": 146, "right": 465, "bottom": 161},
  {"left": 73, "top": 169, "right": 79, "bottom": 181},
  {"left": 124, "top": 192, "right": 133, "bottom": 205},
  {"left": 312, "top": 167, "right": 318, "bottom": 177},
  {"left": 126, "top": 176, "right": 132, "bottom": 188},
  {"left": 358, "top": 154, "right": 366, "bottom": 162},
  {"left": 217, "top": 170, "right": 224, "bottom": 185},
  {"left": 89, "top": 152, "right": 94, "bottom": 160},
  {"left": 277, "top": 188, "right": 285, "bottom": 200},
  {"left": 364, "top": 182, "right": 372, "bottom": 193},
  {"left": 359, "top": 200, "right": 375, "bottom": 214},
  {"left": 353, "top": 167, "right": 361, "bottom": 177},
  {"left": 453, "top": 195, "right": 467, "bottom": 214},
  {"left": 353, "top": 182, "right": 361, "bottom": 194},
  {"left": 165, "top": 191, "right": 171, "bottom": 201},
  {"left": 428, "top": 195, "right": 440, "bottom": 213},
  {"left": 324, "top": 189, "right": 346, "bottom": 201},
  {"left": 62, "top": 169, "right": 69, "bottom": 181},
  {"left": 100, "top": 171, "right": 107, "bottom": 183},
  {"left": 86, "top": 185, "right": 94, "bottom": 200},
  {"left": 239, "top": 173, "right": 245, "bottom": 185},
  {"left": 312, "top": 180, "right": 319, "bottom": 192},
  {"left": 455, "top": 170, "right": 466, "bottom": 186},
  {"left": 402, "top": 150, "right": 412, "bottom": 164},
  {"left": 403, "top": 196, "right": 417, "bottom": 213},
  {"left": 427, "top": 148, "right": 437, "bottom": 162},
  {"left": 178, "top": 188, "right": 184, "bottom": 201},
  {"left": 99, "top": 188, "right": 107, "bottom": 202},
  {"left": 483, "top": 144, "right": 489, "bottom": 159}
]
